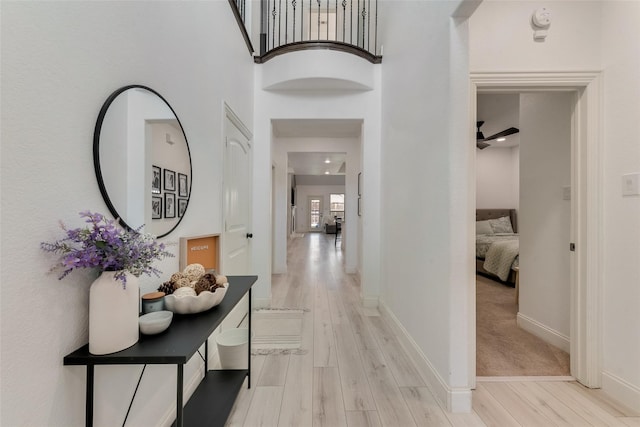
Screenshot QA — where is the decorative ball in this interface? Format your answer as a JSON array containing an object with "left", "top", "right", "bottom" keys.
[
  {"left": 170, "top": 272, "right": 185, "bottom": 283},
  {"left": 215, "top": 275, "right": 228, "bottom": 285},
  {"left": 183, "top": 263, "right": 206, "bottom": 282},
  {"left": 173, "top": 277, "right": 192, "bottom": 289},
  {"left": 173, "top": 286, "right": 196, "bottom": 297},
  {"left": 209, "top": 283, "right": 223, "bottom": 292}
]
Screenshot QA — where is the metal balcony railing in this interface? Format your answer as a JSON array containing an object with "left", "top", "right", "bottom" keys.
[{"left": 255, "top": 0, "right": 381, "bottom": 63}]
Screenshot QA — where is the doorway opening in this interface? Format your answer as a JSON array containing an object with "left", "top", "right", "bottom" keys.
[
  {"left": 475, "top": 92, "right": 572, "bottom": 378},
  {"left": 470, "top": 72, "right": 603, "bottom": 388}
]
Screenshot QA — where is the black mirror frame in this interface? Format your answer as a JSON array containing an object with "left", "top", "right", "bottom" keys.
[{"left": 93, "top": 85, "right": 192, "bottom": 238}]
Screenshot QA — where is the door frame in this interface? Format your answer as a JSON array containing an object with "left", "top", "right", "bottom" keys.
[{"left": 469, "top": 72, "right": 603, "bottom": 388}]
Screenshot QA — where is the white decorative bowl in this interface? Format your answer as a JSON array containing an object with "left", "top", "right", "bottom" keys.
[
  {"left": 139, "top": 310, "right": 173, "bottom": 335},
  {"left": 164, "top": 283, "right": 228, "bottom": 315}
]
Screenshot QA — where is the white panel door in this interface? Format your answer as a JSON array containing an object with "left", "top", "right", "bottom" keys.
[
  {"left": 223, "top": 112, "right": 252, "bottom": 276},
  {"left": 221, "top": 109, "right": 253, "bottom": 331}
]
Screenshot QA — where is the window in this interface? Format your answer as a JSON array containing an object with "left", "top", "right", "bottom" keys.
[{"left": 330, "top": 194, "right": 344, "bottom": 220}]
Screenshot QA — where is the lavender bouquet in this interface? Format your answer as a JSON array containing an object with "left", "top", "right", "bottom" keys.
[{"left": 41, "top": 211, "right": 173, "bottom": 287}]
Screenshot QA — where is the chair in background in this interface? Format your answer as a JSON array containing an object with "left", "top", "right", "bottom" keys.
[{"left": 335, "top": 218, "right": 342, "bottom": 246}]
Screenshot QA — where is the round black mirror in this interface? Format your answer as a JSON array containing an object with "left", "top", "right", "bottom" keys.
[{"left": 93, "top": 85, "right": 192, "bottom": 238}]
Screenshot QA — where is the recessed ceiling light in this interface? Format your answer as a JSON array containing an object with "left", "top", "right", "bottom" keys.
[
  {"left": 497, "top": 137, "right": 506, "bottom": 142},
  {"left": 325, "top": 171, "right": 330, "bottom": 175},
  {"left": 324, "top": 159, "right": 331, "bottom": 164}
]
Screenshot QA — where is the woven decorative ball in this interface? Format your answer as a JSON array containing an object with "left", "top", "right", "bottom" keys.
[
  {"left": 173, "top": 277, "right": 192, "bottom": 289},
  {"left": 170, "top": 272, "right": 185, "bottom": 283},
  {"left": 215, "top": 274, "right": 228, "bottom": 285},
  {"left": 183, "top": 263, "right": 206, "bottom": 282}
]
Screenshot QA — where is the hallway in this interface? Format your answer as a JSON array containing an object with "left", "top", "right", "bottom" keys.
[{"left": 226, "top": 233, "right": 639, "bottom": 426}]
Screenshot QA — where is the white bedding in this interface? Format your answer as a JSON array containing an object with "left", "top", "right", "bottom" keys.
[{"left": 476, "top": 233, "right": 520, "bottom": 279}]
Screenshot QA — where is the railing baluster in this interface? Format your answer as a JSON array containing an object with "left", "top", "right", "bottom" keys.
[
  {"left": 292, "top": 0, "right": 297, "bottom": 42},
  {"left": 350, "top": 0, "right": 353, "bottom": 44},
  {"left": 272, "top": 0, "right": 277, "bottom": 49},
  {"left": 374, "top": 0, "right": 377, "bottom": 54},
  {"left": 278, "top": 0, "right": 282, "bottom": 46},
  {"left": 342, "top": 0, "right": 346, "bottom": 42},
  {"left": 361, "top": 4, "right": 365, "bottom": 48},
  {"left": 367, "top": 0, "right": 370, "bottom": 51},
  {"left": 301, "top": 0, "right": 304, "bottom": 41},
  {"left": 358, "top": 0, "right": 361, "bottom": 47},
  {"left": 285, "top": 0, "right": 289, "bottom": 43},
  {"left": 326, "top": 0, "right": 329, "bottom": 40},
  {"left": 335, "top": 0, "right": 338, "bottom": 41}
]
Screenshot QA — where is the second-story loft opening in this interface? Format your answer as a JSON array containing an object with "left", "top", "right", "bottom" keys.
[{"left": 255, "top": 0, "right": 382, "bottom": 64}]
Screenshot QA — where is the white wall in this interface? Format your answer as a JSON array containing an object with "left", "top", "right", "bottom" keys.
[
  {"left": 600, "top": 0, "right": 640, "bottom": 409},
  {"left": 470, "top": 0, "right": 640, "bottom": 409},
  {"left": 476, "top": 147, "right": 519, "bottom": 210},
  {"left": 380, "top": 0, "right": 473, "bottom": 410},
  {"left": 1, "top": 2, "right": 253, "bottom": 426},
  {"left": 295, "top": 185, "right": 347, "bottom": 231},
  {"left": 518, "top": 92, "right": 572, "bottom": 344}
]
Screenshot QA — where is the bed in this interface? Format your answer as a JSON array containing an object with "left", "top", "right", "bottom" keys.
[{"left": 476, "top": 209, "right": 519, "bottom": 285}]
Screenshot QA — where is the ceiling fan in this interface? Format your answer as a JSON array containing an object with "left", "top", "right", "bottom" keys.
[{"left": 476, "top": 121, "right": 519, "bottom": 149}]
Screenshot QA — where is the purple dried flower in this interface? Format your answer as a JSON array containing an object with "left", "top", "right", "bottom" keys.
[{"left": 41, "top": 211, "right": 174, "bottom": 288}]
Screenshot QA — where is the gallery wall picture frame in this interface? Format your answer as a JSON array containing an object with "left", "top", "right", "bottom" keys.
[
  {"left": 152, "top": 196, "right": 162, "bottom": 219},
  {"left": 358, "top": 172, "right": 362, "bottom": 196},
  {"left": 358, "top": 197, "right": 362, "bottom": 216},
  {"left": 164, "top": 168, "right": 176, "bottom": 192},
  {"left": 165, "top": 192, "right": 176, "bottom": 218},
  {"left": 178, "top": 198, "right": 188, "bottom": 217},
  {"left": 178, "top": 173, "right": 188, "bottom": 197},
  {"left": 152, "top": 165, "right": 161, "bottom": 194}
]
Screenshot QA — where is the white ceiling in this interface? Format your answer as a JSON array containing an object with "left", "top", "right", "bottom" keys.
[
  {"left": 288, "top": 152, "right": 346, "bottom": 175},
  {"left": 274, "top": 119, "right": 360, "bottom": 176}
]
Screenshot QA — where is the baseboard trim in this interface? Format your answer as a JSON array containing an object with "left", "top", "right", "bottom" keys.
[
  {"left": 602, "top": 371, "right": 640, "bottom": 412},
  {"left": 253, "top": 297, "right": 271, "bottom": 309},
  {"left": 361, "top": 295, "right": 379, "bottom": 308},
  {"left": 517, "top": 312, "right": 570, "bottom": 353},
  {"left": 477, "top": 376, "right": 575, "bottom": 382},
  {"left": 378, "top": 301, "right": 472, "bottom": 412}
]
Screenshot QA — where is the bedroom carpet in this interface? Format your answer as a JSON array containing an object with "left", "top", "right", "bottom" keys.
[{"left": 476, "top": 275, "right": 570, "bottom": 377}]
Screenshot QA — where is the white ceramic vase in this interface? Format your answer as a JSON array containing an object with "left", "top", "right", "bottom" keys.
[{"left": 89, "top": 271, "right": 139, "bottom": 355}]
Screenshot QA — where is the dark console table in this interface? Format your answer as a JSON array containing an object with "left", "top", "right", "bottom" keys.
[{"left": 64, "top": 275, "right": 257, "bottom": 427}]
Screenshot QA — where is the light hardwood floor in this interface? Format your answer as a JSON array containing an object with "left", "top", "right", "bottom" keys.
[{"left": 226, "top": 233, "right": 639, "bottom": 426}]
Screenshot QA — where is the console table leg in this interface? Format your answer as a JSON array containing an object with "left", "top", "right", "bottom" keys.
[
  {"left": 176, "top": 364, "right": 184, "bottom": 427},
  {"left": 86, "top": 365, "right": 94, "bottom": 427}
]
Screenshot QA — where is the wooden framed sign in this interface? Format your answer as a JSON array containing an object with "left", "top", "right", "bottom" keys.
[{"left": 179, "top": 234, "right": 220, "bottom": 271}]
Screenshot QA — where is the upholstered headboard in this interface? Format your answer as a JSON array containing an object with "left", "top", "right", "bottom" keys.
[{"left": 476, "top": 209, "right": 518, "bottom": 233}]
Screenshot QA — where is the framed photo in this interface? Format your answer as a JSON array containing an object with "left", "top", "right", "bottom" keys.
[
  {"left": 358, "top": 197, "right": 362, "bottom": 217},
  {"left": 178, "top": 173, "right": 188, "bottom": 197},
  {"left": 358, "top": 172, "right": 362, "bottom": 196},
  {"left": 164, "top": 192, "right": 176, "bottom": 218},
  {"left": 152, "top": 165, "right": 161, "bottom": 194},
  {"left": 164, "top": 169, "right": 176, "bottom": 192},
  {"left": 152, "top": 196, "right": 162, "bottom": 219},
  {"left": 178, "top": 198, "right": 188, "bottom": 217}
]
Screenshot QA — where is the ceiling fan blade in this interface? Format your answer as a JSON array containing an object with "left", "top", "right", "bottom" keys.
[
  {"left": 484, "top": 127, "right": 519, "bottom": 141},
  {"left": 476, "top": 141, "right": 490, "bottom": 150},
  {"left": 476, "top": 120, "right": 485, "bottom": 141}
]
